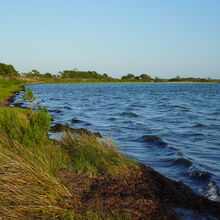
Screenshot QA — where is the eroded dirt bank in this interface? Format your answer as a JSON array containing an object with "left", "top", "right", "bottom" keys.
[{"left": 59, "top": 164, "right": 220, "bottom": 219}]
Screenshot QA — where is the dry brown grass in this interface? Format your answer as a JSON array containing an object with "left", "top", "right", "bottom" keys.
[{"left": 0, "top": 133, "right": 73, "bottom": 219}]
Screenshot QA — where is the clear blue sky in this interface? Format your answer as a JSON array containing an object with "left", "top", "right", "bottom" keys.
[{"left": 0, "top": 0, "right": 219, "bottom": 78}]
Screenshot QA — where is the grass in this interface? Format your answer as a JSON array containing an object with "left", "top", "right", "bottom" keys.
[
  {"left": 0, "top": 135, "right": 73, "bottom": 219},
  {"left": 0, "top": 106, "right": 135, "bottom": 219},
  {"left": 0, "top": 108, "right": 74, "bottom": 219},
  {"left": 0, "top": 107, "right": 51, "bottom": 146},
  {"left": 0, "top": 77, "right": 25, "bottom": 105},
  {"left": 61, "top": 130, "right": 137, "bottom": 177}
]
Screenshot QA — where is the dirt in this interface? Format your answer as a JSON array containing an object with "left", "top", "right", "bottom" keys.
[
  {"left": 59, "top": 165, "right": 220, "bottom": 219},
  {"left": 0, "top": 92, "right": 17, "bottom": 107},
  {"left": 0, "top": 86, "right": 25, "bottom": 107}
]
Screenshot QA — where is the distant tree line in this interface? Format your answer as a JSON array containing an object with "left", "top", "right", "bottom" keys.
[
  {"left": 59, "top": 69, "right": 112, "bottom": 80},
  {"left": 120, "top": 74, "right": 219, "bottom": 83},
  {"left": 22, "top": 70, "right": 55, "bottom": 78},
  {"left": 0, "top": 62, "right": 219, "bottom": 83},
  {"left": 22, "top": 69, "right": 113, "bottom": 81}
]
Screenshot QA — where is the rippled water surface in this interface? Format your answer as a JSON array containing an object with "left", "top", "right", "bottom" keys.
[{"left": 14, "top": 83, "right": 220, "bottom": 201}]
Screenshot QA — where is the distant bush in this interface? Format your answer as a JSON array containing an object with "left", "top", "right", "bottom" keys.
[
  {"left": 121, "top": 73, "right": 153, "bottom": 81},
  {"left": 0, "top": 63, "right": 19, "bottom": 76}
]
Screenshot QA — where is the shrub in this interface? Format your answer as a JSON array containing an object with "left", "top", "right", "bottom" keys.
[
  {"left": 0, "top": 63, "right": 19, "bottom": 76},
  {"left": 22, "top": 88, "right": 36, "bottom": 110}
]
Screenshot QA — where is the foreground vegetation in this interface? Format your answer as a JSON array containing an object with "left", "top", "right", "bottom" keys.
[{"left": 0, "top": 106, "right": 136, "bottom": 219}]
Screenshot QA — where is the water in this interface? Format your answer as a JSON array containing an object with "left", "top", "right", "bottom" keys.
[{"left": 14, "top": 83, "right": 220, "bottom": 202}]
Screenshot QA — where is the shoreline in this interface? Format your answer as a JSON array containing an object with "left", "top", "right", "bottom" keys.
[
  {"left": 1, "top": 84, "right": 220, "bottom": 219},
  {"left": 1, "top": 87, "right": 25, "bottom": 107}
]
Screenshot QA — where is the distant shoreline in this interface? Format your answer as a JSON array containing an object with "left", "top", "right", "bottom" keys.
[{"left": 1, "top": 79, "right": 218, "bottom": 106}]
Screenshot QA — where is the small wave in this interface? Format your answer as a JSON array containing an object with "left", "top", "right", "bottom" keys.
[
  {"left": 188, "top": 165, "right": 212, "bottom": 180},
  {"left": 189, "top": 171, "right": 211, "bottom": 180},
  {"left": 107, "top": 117, "right": 117, "bottom": 121},
  {"left": 49, "top": 98, "right": 61, "bottom": 101},
  {"left": 63, "top": 106, "right": 72, "bottom": 110},
  {"left": 130, "top": 104, "right": 145, "bottom": 108},
  {"left": 205, "top": 181, "right": 220, "bottom": 202},
  {"left": 175, "top": 158, "right": 192, "bottom": 167},
  {"left": 171, "top": 105, "right": 189, "bottom": 109},
  {"left": 50, "top": 109, "right": 62, "bottom": 113},
  {"left": 71, "top": 118, "right": 83, "bottom": 124},
  {"left": 122, "top": 120, "right": 133, "bottom": 124},
  {"left": 120, "top": 112, "right": 139, "bottom": 117},
  {"left": 193, "top": 123, "right": 206, "bottom": 128},
  {"left": 71, "top": 118, "right": 91, "bottom": 126},
  {"left": 185, "top": 133, "right": 204, "bottom": 137},
  {"left": 139, "top": 135, "right": 167, "bottom": 146}
]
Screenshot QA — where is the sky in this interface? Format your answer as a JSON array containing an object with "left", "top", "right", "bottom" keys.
[{"left": 0, "top": 0, "right": 219, "bottom": 78}]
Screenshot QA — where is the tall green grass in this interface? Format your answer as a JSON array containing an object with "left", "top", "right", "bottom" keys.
[
  {"left": 0, "top": 107, "right": 51, "bottom": 146},
  {"left": 61, "top": 131, "right": 137, "bottom": 177}
]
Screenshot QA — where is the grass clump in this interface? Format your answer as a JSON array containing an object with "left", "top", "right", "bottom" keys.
[
  {"left": 0, "top": 107, "right": 72, "bottom": 173},
  {"left": 60, "top": 131, "right": 137, "bottom": 177},
  {"left": 0, "top": 107, "right": 51, "bottom": 146},
  {"left": 0, "top": 137, "right": 71, "bottom": 219}
]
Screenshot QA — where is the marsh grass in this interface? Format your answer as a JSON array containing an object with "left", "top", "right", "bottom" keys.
[
  {"left": 0, "top": 136, "right": 131, "bottom": 219},
  {"left": 0, "top": 107, "right": 51, "bottom": 146},
  {"left": 0, "top": 108, "right": 74, "bottom": 218},
  {"left": 60, "top": 130, "right": 137, "bottom": 177},
  {"left": 0, "top": 133, "right": 73, "bottom": 219},
  {"left": 0, "top": 106, "right": 135, "bottom": 219}
]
